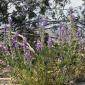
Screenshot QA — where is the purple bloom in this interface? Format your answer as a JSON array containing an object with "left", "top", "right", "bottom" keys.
[
  {"left": 23, "top": 39, "right": 28, "bottom": 50},
  {"left": 12, "top": 32, "right": 18, "bottom": 48},
  {"left": 23, "top": 39, "right": 32, "bottom": 60},
  {"left": 70, "top": 14, "right": 76, "bottom": 21},
  {"left": 58, "top": 23, "right": 70, "bottom": 42},
  {"left": 59, "top": 23, "right": 65, "bottom": 40},
  {"left": 47, "top": 37, "right": 53, "bottom": 48},
  {"left": 0, "top": 43, "right": 7, "bottom": 52},
  {"left": 78, "top": 37, "right": 84, "bottom": 52},
  {"left": 35, "top": 40, "right": 43, "bottom": 52},
  {"left": 76, "top": 28, "right": 81, "bottom": 40},
  {"left": 41, "top": 20, "right": 48, "bottom": 26},
  {"left": 60, "top": 23, "right": 64, "bottom": 31},
  {"left": 24, "top": 51, "right": 32, "bottom": 60},
  {"left": 39, "top": 17, "right": 48, "bottom": 27},
  {"left": 0, "top": 44, "right": 4, "bottom": 50}
]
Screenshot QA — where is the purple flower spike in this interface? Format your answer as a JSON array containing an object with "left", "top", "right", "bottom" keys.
[
  {"left": 0, "top": 44, "right": 3, "bottom": 50},
  {"left": 47, "top": 37, "right": 53, "bottom": 48},
  {"left": 70, "top": 14, "right": 76, "bottom": 21},
  {"left": 59, "top": 23, "right": 65, "bottom": 40},
  {"left": 23, "top": 39, "right": 28, "bottom": 50},
  {"left": 35, "top": 40, "right": 43, "bottom": 52},
  {"left": 24, "top": 51, "right": 32, "bottom": 60},
  {"left": 76, "top": 28, "right": 81, "bottom": 37},
  {"left": 12, "top": 32, "right": 18, "bottom": 48},
  {"left": 39, "top": 17, "right": 48, "bottom": 27},
  {"left": 0, "top": 43, "right": 8, "bottom": 52},
  {"left": 41, "top": 20, "right": 48, "bottom": 26},
  {"left": 23, "top": 39, "right": 32, "bottom": 60}
]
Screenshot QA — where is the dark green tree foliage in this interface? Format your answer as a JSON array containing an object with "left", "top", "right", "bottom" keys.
[
  {"left": 0, "top": 0, "right": 70, "bottom": 42},
  {"left": 43, "top": 0, "right": 49, "bottom": 6},
  {"left": 11, "top": 9, "right": 26, "bottom": 23},
  {"left": 29, "top": 10, "right": 36, "bottom": 19},
  {"left": 0, "top": 0, "right": 8, "bottom": 23},
  {"left": 0, "top": 0, "right": 69, "bottom": 23},
  {"left": 40, "top": 6, "right": 46, "bottom": 15}
]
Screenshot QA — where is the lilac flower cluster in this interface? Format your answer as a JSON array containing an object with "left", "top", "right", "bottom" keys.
[
  {"left": 76, "top": 28, "right": 81, "bottom": 40},
  {"left": 0, "top": 43, "right": 7, "bottom": 53},
  {"left": 59, "top": 23, "right": 65, "bottom": 41},
  {"left": 12, "top": 32, "right": 18, "bottom": 48},
  {"left": 35, "top": 39, "right": 43, "bottom": 52},
  {"left": 58, "top": 22, "right": 71, "bottom": 43},
  {"left": 23, "top": 39, "right": 32, "bottom": 60},
  {"left": 39, "top": 16, "right": 48, "bottom": 27},
  {"left": 35, "top": 36, "right": 53, "bottom": 52},
  {"left": 47, "top": 37, "right": 53, "bottom": 48},
  {"left": 78, "top": 37, "right": 85, "bottom": 52},
  {"left": 70, "top": 14, "right": 76, "bottom": 21},
  {"left": 41, "top": 19, "right": 48, "bottom": 26}
]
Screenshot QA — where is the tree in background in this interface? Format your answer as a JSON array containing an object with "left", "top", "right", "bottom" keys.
[
  {"left": 0, "top": 0, "right": 85, "bottom": 42},
  {"left": 0, "top": 0, "right": 8, "bottom": 23}
]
